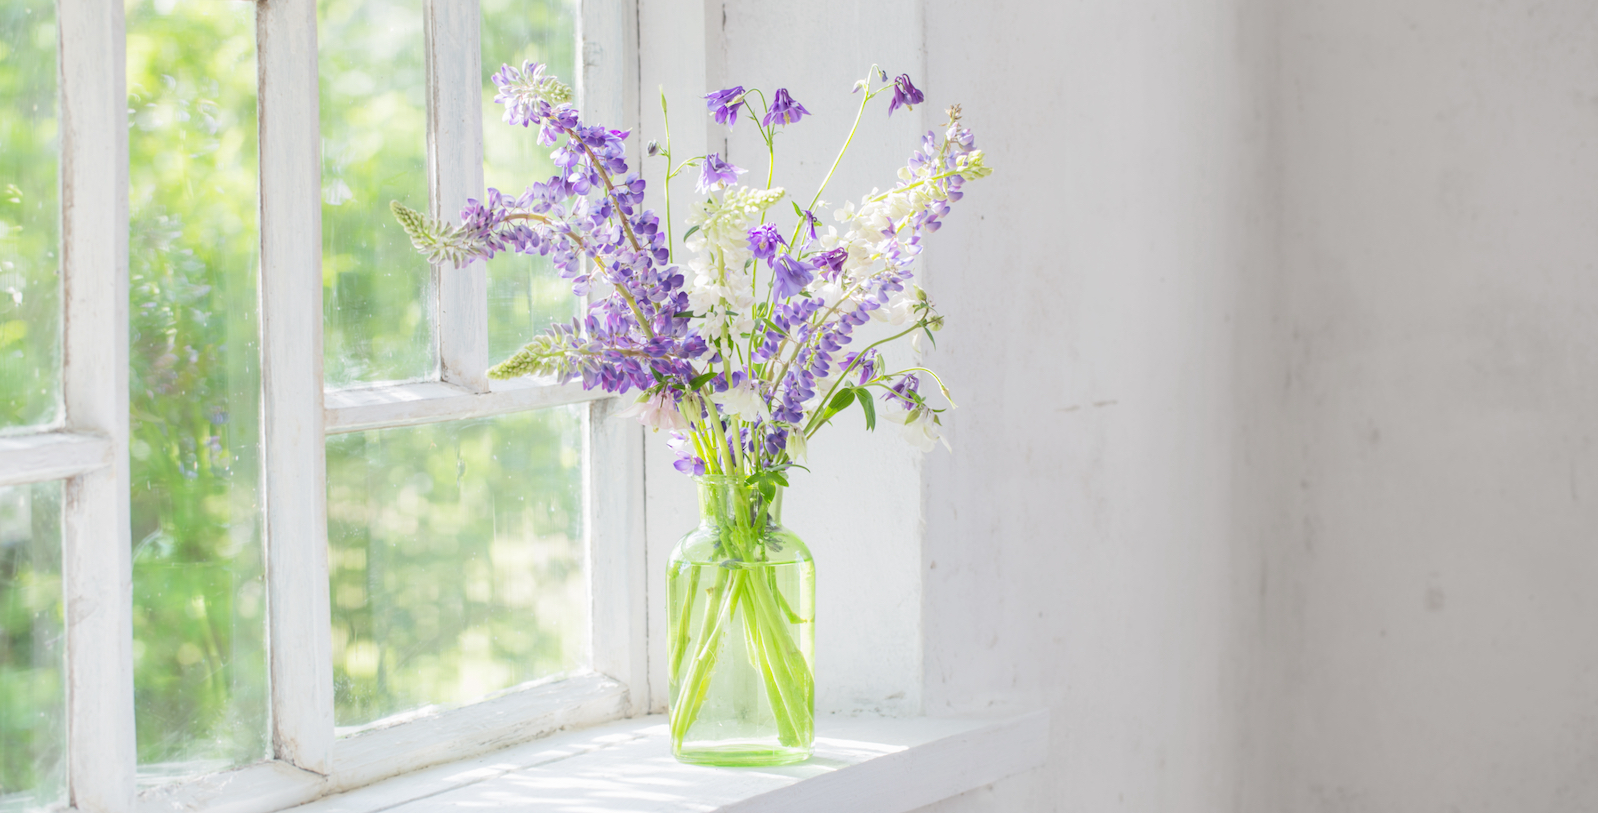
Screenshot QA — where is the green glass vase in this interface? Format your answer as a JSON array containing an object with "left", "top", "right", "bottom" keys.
[{"left": 667, "top": 475, "right": 815, "bottom": 766}]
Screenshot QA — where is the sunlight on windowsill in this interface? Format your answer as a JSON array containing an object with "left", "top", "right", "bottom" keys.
[{"left": 289, "top": 710, "right": 1046, "bottom": 813}]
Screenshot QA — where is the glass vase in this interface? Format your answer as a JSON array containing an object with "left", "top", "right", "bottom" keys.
[{"left": 667, "top": 475, "right": 815, "bottom": 765}]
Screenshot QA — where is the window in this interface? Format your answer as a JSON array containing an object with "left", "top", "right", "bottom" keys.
[{"left": 0, "top": 0, "right": 644, "bottom": 809}]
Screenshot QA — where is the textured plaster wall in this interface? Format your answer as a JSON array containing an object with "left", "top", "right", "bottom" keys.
[
  {"left": 915, "top": 0, "right": 1278, "bottom": 810},
  {"left": 647, "top": 1, "right": 1598, "bottom": 810},
  {"left": 1263, "top": 2, "right": 1598, "bottom": 809}
]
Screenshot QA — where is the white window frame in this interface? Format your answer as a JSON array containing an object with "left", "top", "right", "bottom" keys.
[{"left": 0, "top": 1, "right": 646, "bottom": 810}]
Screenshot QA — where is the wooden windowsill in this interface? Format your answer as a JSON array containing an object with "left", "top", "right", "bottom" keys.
[{"left": 286, "top": 710, "right": 1048, "bottom": 813}]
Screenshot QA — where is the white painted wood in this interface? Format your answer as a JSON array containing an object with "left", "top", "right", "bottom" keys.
[
  {"left": 57, "top": 0, "right": 135, "bottom": 809},
  {"left": 584, "top": 397, "right": 647, "bottom": 715},
  {"left": 425, "top": 0, "right": 489, "bottom": 393},
  {"left": 328, "top": 672, "right": 628, "bottom": 793},
  {"left": 290, "top": 711, "right": 1048, "bottom": 813},
  {"left": 257, "top": 0, "right": 335, "bottom": 776},
  {"left": 576, "top": 0, "right": 650, "bottom": 720},
  {"left": 637, "top": 0, "right": 712, "bottom": 717},
  {"left": 137, "top": 761, "right": 325, "bottom": 813},
  {"left": 323, "top": 378, "right": 609, "bottom": 434},
  {"left": 0, "top": 432, "right": 112, "bottom": 487},
  {"left": 577, "top": 0, "right": 639, "bottom": 136}
]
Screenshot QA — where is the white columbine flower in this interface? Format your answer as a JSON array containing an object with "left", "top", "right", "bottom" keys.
[
  {"left": 709, "top": 381, "right": 770, "bottom": 422},
  {"left": 616, "top": 391, "right": 689, "bottom": 433},
  {"left": 880, "top": 400, "right": 950, "bottom": 453},
  {"left": 786, "top": 428, "right": 809, "bottom": 462}
]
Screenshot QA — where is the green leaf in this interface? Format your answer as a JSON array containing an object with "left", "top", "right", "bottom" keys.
[
  {"left": 792, "top": 201, "right": 805, "bottom": 218},
  {"left": 650, "top": 368, "right": 668, "bottom": 385},
  {"left": 689, "top": 371, "right": 717, "bottom": 390},
  {"left": 856, "top": 387, "right": 877, "bottom": 431},
  {"left": 828, "top": 388, "right": 856, "bottom": 413},
  {"left": 681, "top": 225, "right": 700, "bottom": 242}
]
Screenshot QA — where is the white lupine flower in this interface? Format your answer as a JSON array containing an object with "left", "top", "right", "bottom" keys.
[
  {"left": 710, "top": 382, "right": 769, "bottom": 422},
  {"left": 685, "top": 186, "right": 786, "bottom": 259},
  {"left": 813, "top": 280, "right": 847, "bottom": 309},
  {"left": 698, "top": 306, "right": 729, "bottom": 337},
  {"left": 872, "top": 290, "right": 920, "bottom": 326}
]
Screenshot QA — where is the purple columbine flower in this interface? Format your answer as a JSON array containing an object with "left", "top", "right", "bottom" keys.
[
  {"left": 885, "top": 373, "right": 920, "bottom": 408},
  {"left": 815, "top": 247, "right": 849, "bottom": 277},
  {"left": 705, "top": 86, "right": 746, "bottom": 128},
  {"left": 888, "top": 74, "right": 924, "bottom": 116},
  {"left": 771, "top": 253, "right": 815, "bottom": 300},
  {"left": 762, "top": 88, "right": 811, "bottom": 127},
  {"left": 746, "top": 224, "right": 787, "bottom": 261},
  {"left": 697, "top": 153, "right": 746, "bottom": 193},
  {"left": 855, "top": 349, "right": 879, "bottom": 385}
]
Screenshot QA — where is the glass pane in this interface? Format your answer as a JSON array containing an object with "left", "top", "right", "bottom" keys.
[
  {"left": 0, "top": 481, "right": 63, "bottom": 809},
  {"left": 320, "top": 0, "right": 434, "bottom": 388},
  {"left": 481, "top": 0, "right": 579, "bottom": 366},
  {"left": 127, "top": 0, "right": 266, "bottom": 784},
  {"left": 0, "top": 0, "right": 60, "bottom": 431},
  {"left": 327, "top": 407, "right": 586, "bottom": 728}
]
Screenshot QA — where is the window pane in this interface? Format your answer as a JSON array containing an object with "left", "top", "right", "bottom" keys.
[
  {"left": 327, "top": 407, "right": 586, "bottom": 728},
  {"left": 0, "top": 481, "right": 63, "bottom": 809},
  {"left": 320, "top": 0, "right": 433, "bottom": 388},
  {"left": 0, "top": 0, "right": 60, "bottom": 431},
  {"left": 481, "top": 0, "right": 579, "bottom": 366},
  {"left": 127, "top": 0, "right": 266, "bottom": 783}
]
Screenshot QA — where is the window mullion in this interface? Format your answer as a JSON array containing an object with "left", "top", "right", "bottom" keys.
[
  {"left": 257, "top": 0, "right": 334, "bottom": 776},
  {"left": 57, "top": 0, "right": 135, "bottom": 807},
  {"left": 577, "top": 0, "right": 648, "bottom": 717},
  {"left": 425, "top": 0, "right": 489, "bottom": 393}
]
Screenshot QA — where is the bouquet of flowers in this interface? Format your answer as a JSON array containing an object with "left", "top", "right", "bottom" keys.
[{"left": 393, "top": 62, "right": 988, "bottom": 763}]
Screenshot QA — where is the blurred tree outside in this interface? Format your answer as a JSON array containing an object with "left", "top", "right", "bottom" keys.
[
  {"left": 0, "top": 0, "right": 60, "bottom": 432},
  {"left": 0, "top": 0, "right": 587, "bottom": 792},
  {"left": 126, "top": 0, "right": 267, "bottom": 781}
]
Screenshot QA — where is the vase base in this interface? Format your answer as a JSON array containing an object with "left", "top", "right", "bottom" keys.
[{"left": 672, "top": 743, "right": 813, "bottom": 767}]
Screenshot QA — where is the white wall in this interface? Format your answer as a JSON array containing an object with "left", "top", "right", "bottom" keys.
[
  {"left": 647, "top": 1, "right": 1598, "bottom": 810},
  {"left": 915, "top": 0, "right": 1279, "bottom": 809},
  {"left": 1263, "top": 1, "right": 1598, "bottom": 809}
]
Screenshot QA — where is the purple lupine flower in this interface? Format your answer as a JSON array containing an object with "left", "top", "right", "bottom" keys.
[
  {"left": 697, "top": 153, "right": 746, "bottom": 193},
  {"left": 888, "top": 74, "right": 924, "bottom": 116},
  {"left": 771, "top": 253, "right": 814, "bottom": 300},
  {"left": 746, "top": 224, "right": 787, "bottom": 261},
  {"left": 762, "top": 88, "right": 811, "bottom": 127},
  {"left": 705, "top": 86, "right": 747, "bottom": 128},
  {"left": 763, "top": 428, "right": 788, "bottom": 457}
]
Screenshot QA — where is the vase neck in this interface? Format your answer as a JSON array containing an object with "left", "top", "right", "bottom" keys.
[{"left": 694, "top": 476, "right": 783, "bottom": 529}]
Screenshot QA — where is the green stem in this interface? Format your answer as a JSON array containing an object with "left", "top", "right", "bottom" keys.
[
  {"left": 802, "top": 324, "right": 925, "bottom": 437},
  {"left": 668, "top": 562, "right": 702, "bottom": 681},
  {"left": 789, "top": 72, "right": 885, "bottom": 247},
  {"left": 671, "top": 566, "right": 739, "bottom": 744},
  {"left": 660, "top": 87, "right": 675, "bottom": 262}
]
